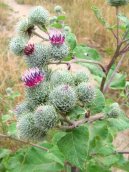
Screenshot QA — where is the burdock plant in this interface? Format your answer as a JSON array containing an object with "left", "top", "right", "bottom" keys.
[{"left": 8, "top": 2, "right": 129, "bottom": 172}]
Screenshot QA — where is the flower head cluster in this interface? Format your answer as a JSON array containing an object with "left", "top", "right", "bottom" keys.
[
  {"left": 49, "top": 29, "right": 65, "bottom": 45},
  {"left": 22, "top": 68, "right": 44, "bottom": 87}
]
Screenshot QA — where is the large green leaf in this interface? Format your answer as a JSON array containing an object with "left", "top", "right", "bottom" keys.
[
  {"left": 107, "top": 117, "right": 129, "bottom": 131},
  {"left": 3, "top": 146, "right": 64, "bottom": 172},
  {"left": 86, "top": 159, "right": 111, "bottom": 172},
  {"left": 114, "top": 154, "right": 129, "bottom": 171},
  {"left": 57, "top": 126, "right": 89, "bottom": 169},
  {"left": 79, "top": 63, "right": 104, "bottom": 77},
  {"left": 110, "top": 73, "right": 126, "bottom": 90},
  {"left": 106, "top": 68, "right": 126, "bottom": 90},
  {"left": 86, "top": 89, "right": 105, "bottom": 114},
  {"left": 73, "top": 45, "right": 101, "bottom": 61}
]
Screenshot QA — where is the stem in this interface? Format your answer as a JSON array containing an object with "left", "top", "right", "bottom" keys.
[
  {"left": 71, "top": 167, "right": 80, "bottom": 172},
  {"left": 32, "top": 30, "right": 49, "bottom": 41},
  {"left": 116, "top": 7, "right": 119, "bottom": 45},
  {"left": 59, "top": 114, "right": 104, "bottom": 130},
  {"left": 0, "top": 134, "right": 49, "bottom": 151},
  {"left": 100, "top": 7, "right": 121, "bottom": 92},
  {"left": 116, "top": 151, "right": 129, "bottom": 154},
  {"left": 60, "top": 113, "right": 74, "bottom": 125},
  {"left": 48, "top": 59, "right": 106, "bottom": 73},
  {"left": 103, "top": 53, "right": 126, "bottom": 93}
]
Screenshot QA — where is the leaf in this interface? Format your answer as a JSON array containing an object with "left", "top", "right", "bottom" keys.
[
  {"left": 7, "top": 122, "right": 16, "bottom": 136},
  {"left": 0, "top": 149, "right": 11, "bottom": 159},
  {"left": 110, "top": 73, "right": 126, "bottom": 90},
  {"left": 114, "top": 154, "right": 129, "bottom": 171},
  {"left": 52, "top": 131, "right": 66, "bottom": 144},
  {"left": 67, "top": 106, "right": 85, "bottom": 119},
  {"left": 106, "top": 67, "right": 126, "bottom": 90},
  {"left": 57, "top": 15, "right": 66, "bottom": 21},
  {"left": 51, "top": 23, "right": 62, "bottom": 29},
  {"left": 3, "top": 146, "right": 64, "bottom": 172},
  {"left": 107, "top": 117, "right": 129, "bottom": 131},
  {"left": 73, "top": 45, "right": 101, "bottom": 61},
  {"left": 66, "top": 32, "right": 77, "bottom": 50},
  {"left": 89, "top": 121, "right": 109, "bottom": 140},
  {"left": 86, "top": 89, "right": 105, "bottom": 114},
  {"left": 57, "top": 126, "right": 89, "bottom": 169},
  {"left": 100, "top": 154, "right": 120, "bottom": 167},
  {"left": 86, "top": 159, "right": 111, "bottom": 172},
  {"left": 2, "top": 114, "right": 11, "bottom": 123}
]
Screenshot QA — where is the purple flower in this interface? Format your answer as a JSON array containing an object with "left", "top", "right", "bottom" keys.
[
  {"left": 49, "top": 29, "right": 65, "bottom": 45},
  {"left": 22, "top": 68, "right": 44, "bottom": 87},
  {"left": 24, "top": 43, "right": 35, "bottom": 56}
]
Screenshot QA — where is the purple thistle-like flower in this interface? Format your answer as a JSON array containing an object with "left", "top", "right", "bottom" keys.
[
  {"left": 22, "top": 68, "right": 44, "bottom": 87},
  {"left": 49, "top": 29, "right": 65, "bottom": 45},
  {"left": 24, "top": 43, "right": 35, "bottom": 56}
]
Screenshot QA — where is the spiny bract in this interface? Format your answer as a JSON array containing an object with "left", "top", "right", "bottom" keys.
[
  {"left": 50, "top": 69, "right": 74, "bottom": 87},
  {"left": 64, "top": 26, "right": 72, "bottom": 33},
  {"left": 17, "top": 114, "right": 44, "bottom": 141},
  {"left": 24, "top": 43, "right": 50, "bottom": 69},
  {"left": 49, "top": 85, "right": 77, "bottom": 112},
  {"left": 15, "top": 101, "right": 31, "bottom": 119},
  {"left": 34, "top": 105, "right": 58, "bottom": 131},
  {"left": 10, "top": 36, "right": 27, "bottom": 56},
  {"left": 50, "top": 43, "right": 69, "bottom": 60},
  {"left": 54, "top": 5, "right": 63, "bottom": 14},
  {"left": 49, "top": 16, "right": 57, "bottom": 24},
  {"left": 106, "top": 103, "right": 122, "bottom": 118},
  {"left": 29, "top": 6, "right": 49, "bottom": 27},
  {"left": 73, "top": 71, "right": 89, "bottom": 85},
  {"left": 77, "top": 82, "right": 96, "bottom": 104},
  {"left": 25, "top": 81, "right": 50, "bottom": 108},
  {"left": 107, "top": 0, "right": 129, "bottom": 6},
  {"left": 16, "top": 18, "right": 34, "bottom": 39}
]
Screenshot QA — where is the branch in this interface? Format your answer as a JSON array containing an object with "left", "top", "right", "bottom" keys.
[
  {"left": 60, "top": 113, "right": 74, "bottom": 125},
  {"left": 59, "top": 114, "right": 104, "bottom": 130},
  {"left": 116, "top": 7, "right": 119, "bottom": 45},
  {"left": 48, "top": 58, "right": 106, "bottom": 73},
  {"left": 103, "top": 53, "right": 126, "bottom": 93},
  {"left": 116, "top": 151, "right": 129, "bottom": 155},
  {"left": 91, "top": 150, "right": 129, "bottom": 156},
  {"left": 111, "top": 30, "right": 117, "bottom": 40},
  {"left": 0, "top": 134, "right": 49, "bottom": 151},
  {"left": 32, "top": 30, "right": 49, "bottom": 41}
]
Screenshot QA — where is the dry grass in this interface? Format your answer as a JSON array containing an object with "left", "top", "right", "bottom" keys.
[
  {"left": 0, "top": 1, "right": 26, "bottom": 114},
  {"left": 0, "top": 0, "right": 10, "bottom": 26},
  {"left": 15, "top": 0, "right": 42, "bottom": 5},
  {"left": 0, "top": 34, "right": 26, "bottom": 113}
]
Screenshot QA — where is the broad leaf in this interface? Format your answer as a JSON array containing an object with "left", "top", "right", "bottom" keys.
[
  {"left": 57, "top": 126, "right": 89, "bottom": 169},
  {"left": 73, "top": 45, "right": 101, "bottom": 61},
  {"left": 3, "top": 146, "right": 64, "bottom": 172},
  {"left": 107, "top": 117, "right": 129, "bottom": 131},
  {"left": 86, "top": 159, "right": 111, "bottom": 172}
]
